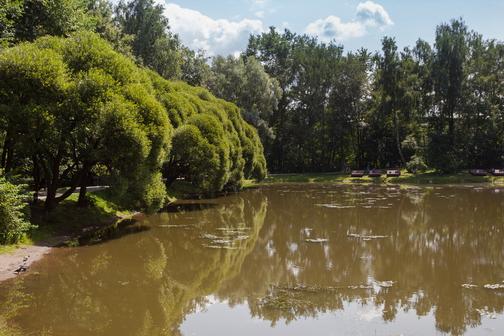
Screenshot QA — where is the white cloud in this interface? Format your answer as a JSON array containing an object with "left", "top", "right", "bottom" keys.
[
  {"left": 305, "top": 1, "right": 393, "bottom": 43},
  {"left": 356, "top": 1, "right": 393, "bottom": 27},
  {"left": 160, "top": 2, "right": 265, "bottom": 56},
  {"left": 306, "top": 16, "right": 366, "bottom": 41}
]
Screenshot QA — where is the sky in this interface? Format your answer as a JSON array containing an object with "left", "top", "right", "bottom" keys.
[{"left": 156, "top": 0, "right": 504, "bottom": 57}]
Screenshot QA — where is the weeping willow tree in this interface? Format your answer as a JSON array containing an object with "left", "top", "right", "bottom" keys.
[{"left": 148, "top": 72, "right": 267, "bottom": 193}]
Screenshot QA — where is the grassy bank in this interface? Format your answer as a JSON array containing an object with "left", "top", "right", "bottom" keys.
[
  {"left": 246, "top": 170, "right": 504, "bottom": 186},
  {"left": 0, "top": 191, "right": 136, "bottom": 254}
]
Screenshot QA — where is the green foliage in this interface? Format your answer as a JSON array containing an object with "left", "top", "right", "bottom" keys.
[
  {"left": 169, "top": 125, "right": 220, "bottom": 192},
  {"left": 246, "top": 21, "right": 504, "bottom": 173},
  {"left": 0, "top": 32, "right": 173, "bottom": 211},
  {"left": 180, "top": 48, "right": 212, "bottom": 87},
  {"left": 4, "top": 0, "right": 94, "bottom": 44},
  {"left": 87, "top": 0, "right": 134, "bottom": 55},
  {"left": 115, "top": 0, "right": 183, "bottom": 79},
  {"left": 0, "top": 31, "right": 267, "bottom": 210},
  {"left": 153, "top": 75, "right": 267, "bottom": 193},
  {"left": 0, "top": 177, "right": 31, "bottom": 245},
  {"left": 0, "top": 0, "right": 23, "bottom": 47},
  {"left": 208, "top": 55, "right": 281, "bottom": 143},
  {"left": 406, "top": 155, "right": 428, "bottom": 174},
  {"left": 427, "top": 133, "right": 462, "bottom": 173}
]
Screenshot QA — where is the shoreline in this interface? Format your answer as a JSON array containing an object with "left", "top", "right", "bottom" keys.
[
  {"left": 246, "top": 171, "right": 504, "bottom": 187},
  {"left": 0, "top": 234, "right": 71, "bottom": 283}
]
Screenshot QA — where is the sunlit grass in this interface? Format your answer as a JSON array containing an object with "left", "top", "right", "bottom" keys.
[
  {"left": 248, "top": 170, "right": 504, "bottom": 186},
  {"left": 0, "top": 245, "right": 17, "bottom": 255},
  {"left": 0, "top": 235, "right": 33, "bottom": 255}
]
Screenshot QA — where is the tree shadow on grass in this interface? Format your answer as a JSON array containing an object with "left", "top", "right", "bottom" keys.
[{"left": 29, "top": 196, "right": 146, "bottom": 248}]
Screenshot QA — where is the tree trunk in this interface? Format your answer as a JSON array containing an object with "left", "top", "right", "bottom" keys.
[
  {"left": 4, "top": 138, "right": 14, "bottom": 173},
  {"left": 77, "top": 167, "right": 90, "bottom": 207},
  {"left": 394, "top": 109, "right": 406, "bottom": 166},
  {"left": 77, "top": 184, "right": 87, "bottom": 206},
  {"left": 44, "top": 181, "right": 58, "bottom": 211},
  {"left": 1, "top": 136, "right": 9, "bottom": 168},
  {"left": 44, "top": 154, "right": 62, "bottom": 211}
]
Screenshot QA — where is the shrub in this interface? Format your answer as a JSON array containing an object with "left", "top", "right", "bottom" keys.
[
  {"left": 406, "top": 155, "right": 428, "bottom": 174},
  {"left": 0, "top": 178, "right": 32, "bottom": 245}
]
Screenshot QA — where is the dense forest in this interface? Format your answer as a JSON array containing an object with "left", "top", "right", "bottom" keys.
[
  {"left": 244, "top": 24, "right": 504, "bottom": 173},
  {"left": 0, "top": 0, "right": 503, "bottom": 242}
]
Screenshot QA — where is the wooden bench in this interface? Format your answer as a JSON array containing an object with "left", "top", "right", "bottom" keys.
[
  {"left": 491, "top": 169, "right": 504, "bottom": 176},
  {"left": 386, "top": 169, "right": 401, "bottom": 177},
  {"left": 368, "top": 169, "right": 383, "bottom": 177},
  {"left": 350, "top": 170, "right": 365, "bottom": 177}
]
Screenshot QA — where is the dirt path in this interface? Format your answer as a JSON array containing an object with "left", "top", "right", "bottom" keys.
[{"left": 0, "top": 245, "right": 52, "bottom": 282}]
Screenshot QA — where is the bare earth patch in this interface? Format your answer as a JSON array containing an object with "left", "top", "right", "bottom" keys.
[{"left": 0, "top": 245, "right": 52, "bottom": 282}]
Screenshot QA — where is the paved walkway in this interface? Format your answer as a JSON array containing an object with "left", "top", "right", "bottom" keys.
[{"left": 37, "top": 185, "right": 109, "bottom": 200}]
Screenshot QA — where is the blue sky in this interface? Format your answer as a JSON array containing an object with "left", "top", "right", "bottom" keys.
[{"left": 157, "top": 0, "right": 504, "bottom": 56}]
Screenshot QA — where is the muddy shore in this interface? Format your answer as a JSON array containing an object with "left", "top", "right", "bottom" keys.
[{"left": 0, "top": 244, "right": 53, "bottom": 282}]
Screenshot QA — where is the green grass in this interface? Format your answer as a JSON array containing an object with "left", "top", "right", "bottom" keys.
[
  {"left": 389, "top": 170, "right": 504, "bottom": 184},
  {"left": 29, "top": 191, "right": 136, "bottom": 243},
  {"left": 0, "top": 245, "right": 17, "bottom": 255},
  {"left": 0, "top": 191, "right": 135, "bottom": 254},
  {"left": 247, "top": 170, "right": 504, "bottom": 187},
  {"left": 0, "top": 235, "right": 34, "bottom": 255}
]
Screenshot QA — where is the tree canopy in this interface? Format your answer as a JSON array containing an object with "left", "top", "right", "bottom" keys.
[{"left": 0, "top": 31, "right": 266, "bottom": 213}]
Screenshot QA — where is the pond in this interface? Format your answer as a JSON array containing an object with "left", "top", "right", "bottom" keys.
[{"left": 1, "top": 184, "right": 504, "bottom": 335}]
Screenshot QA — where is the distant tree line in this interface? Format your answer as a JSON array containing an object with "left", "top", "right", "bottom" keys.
[{"left": 242, "top": 23, "right": 504, "bottom": 173}]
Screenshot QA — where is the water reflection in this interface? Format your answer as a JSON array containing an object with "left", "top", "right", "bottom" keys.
[
  {"left": 214, "top": 185, "right": 504, "bottom": 335},
  {"left": 1, "top": 185, "right": 504, "bottom": 335}
]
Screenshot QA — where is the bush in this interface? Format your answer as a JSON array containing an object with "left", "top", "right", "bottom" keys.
[
  {"left": 406, "top": 155, "right": 428, "bottom": 174},
  {"left": 0, "top": 178, "right": 32, "bottom": 245}
]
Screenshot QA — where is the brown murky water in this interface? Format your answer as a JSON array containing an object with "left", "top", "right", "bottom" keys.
[{"left": 1, "top": 184, "right": 504, "bottom": 336}]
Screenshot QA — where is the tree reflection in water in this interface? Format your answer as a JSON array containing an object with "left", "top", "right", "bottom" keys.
[{"left": 1, "top": 185, "right": 504, "bottom": 336}]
